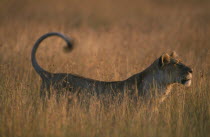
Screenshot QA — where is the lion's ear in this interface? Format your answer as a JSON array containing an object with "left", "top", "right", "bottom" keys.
[
  {"left": 159, "top": 53, "right": 170, "bottom": 67},
  {"left": 170, "top": 51, "right": 178, "bottom": 58}
]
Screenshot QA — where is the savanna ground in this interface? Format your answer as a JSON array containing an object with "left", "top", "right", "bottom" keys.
[{"left": 0, "top": 0, "right": 210, "bottom": 137}]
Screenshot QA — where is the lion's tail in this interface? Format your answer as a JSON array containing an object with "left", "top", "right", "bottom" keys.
[{"left": 31, "top": 32, "right": 73, "bottom": 79}]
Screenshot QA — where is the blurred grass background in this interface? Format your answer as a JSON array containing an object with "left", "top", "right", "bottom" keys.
[{"left": 0, "top": 0, "right": 210, "bottom": 137}]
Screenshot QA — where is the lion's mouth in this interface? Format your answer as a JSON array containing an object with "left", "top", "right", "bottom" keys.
[
  {"left": 181, "top": 78, "right": 192, "bottom": 87},
  {"left": 181, "top": 79, "right": 190, "bottom": 84}
]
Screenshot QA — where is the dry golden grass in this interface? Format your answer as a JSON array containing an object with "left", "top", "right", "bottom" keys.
[{"left": 0, "top": 0, "right": 210, "bottom": 137}]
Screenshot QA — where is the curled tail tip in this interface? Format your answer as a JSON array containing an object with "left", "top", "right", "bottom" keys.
[
  {"left": 63, "top": 39, "right": 74, "bottom": 53},
  {"left": 63, "top": 45, "right": 73, "bottom": 53}
]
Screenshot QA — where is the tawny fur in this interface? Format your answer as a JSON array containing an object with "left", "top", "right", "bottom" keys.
[{"left": 32, "top": 32, "right": 193, "bottom": 100}]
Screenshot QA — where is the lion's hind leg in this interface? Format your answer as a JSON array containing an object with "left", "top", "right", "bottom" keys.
[{"left": 40, "top": 80, "right": 51, "bottom": 99}]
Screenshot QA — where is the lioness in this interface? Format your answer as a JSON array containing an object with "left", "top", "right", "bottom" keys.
[{"left": 32, "top": 32, "right": 193, "bottom": 99}]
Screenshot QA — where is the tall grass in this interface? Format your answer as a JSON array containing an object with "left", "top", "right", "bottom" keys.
[{"left": 0, "top": 0, "right": 210, "bottom": 137}]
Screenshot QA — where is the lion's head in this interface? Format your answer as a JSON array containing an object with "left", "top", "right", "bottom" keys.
[{"left": 155, "top": 51, "right": 193, "bottom": 87}]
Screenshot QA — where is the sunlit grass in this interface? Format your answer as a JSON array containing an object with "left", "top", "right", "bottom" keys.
[{"left": 0, "top": 0, "right": 210, "bottom": 137}]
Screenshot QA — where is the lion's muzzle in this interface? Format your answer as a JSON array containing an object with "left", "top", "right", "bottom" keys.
[{"left": 181, "top": 69, "right": 193, "bottom": 87}]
